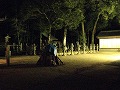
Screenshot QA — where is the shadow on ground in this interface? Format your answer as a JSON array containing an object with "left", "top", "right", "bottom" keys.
[
  {"left": 0, "top": 58, "right": 120, "bottom": 90},
  {"left": 0, "top": 64, "right": 38, "bottom": 69},
  {"left": 107, "top": 60, "right": 120, "bottom": 67},
  {"left": 44, "top": 62, "right": 120, "bottom": 90},
  {"left": 0, "top": 63, "right": 65, "bottom": 69}
]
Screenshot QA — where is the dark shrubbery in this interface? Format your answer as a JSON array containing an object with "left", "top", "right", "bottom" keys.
[{"left": 0, "top": 47, "right": 5, "bottom": 56}]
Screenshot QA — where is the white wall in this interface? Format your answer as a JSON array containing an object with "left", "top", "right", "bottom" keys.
[{"left": 99, "top": 38, "right": 120, "bottom": 48}]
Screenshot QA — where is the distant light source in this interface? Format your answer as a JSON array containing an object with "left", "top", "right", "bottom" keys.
[
  {"left": 112, "top": 55, "right": 120, "bottom": 60},
  {"left": 100, "top": 38, "right": 120, "bottom": 48},
  {"left": 104, "top": 53, "right": 120, "bottom": 61}
]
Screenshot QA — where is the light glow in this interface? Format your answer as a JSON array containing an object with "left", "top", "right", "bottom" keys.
[{"left": 100, "top": 38, "right": 120, "bottom": 48}]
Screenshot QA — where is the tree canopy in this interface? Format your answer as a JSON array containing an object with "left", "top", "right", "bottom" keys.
[{"left": 0, "top": 0, "right": 120, "bottom": 47}]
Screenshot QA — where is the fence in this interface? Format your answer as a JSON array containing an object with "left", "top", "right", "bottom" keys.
[
  {"left": 57, "top": 43, "right": 99, "bottom": 56},
  {"left": 0, "top": 43, "right": 37, "bottom": 56}
]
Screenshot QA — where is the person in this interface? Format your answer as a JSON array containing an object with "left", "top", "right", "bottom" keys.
[
  {"left": 37, "top": 43, "right": 63, "bottom": 66},
  {"left": 56, "top": 42, "right": 59, "bottom": 48}
]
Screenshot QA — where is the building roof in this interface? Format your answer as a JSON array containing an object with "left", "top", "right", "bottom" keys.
[{"left": 97, "top": 30, "right": 120, "bottom": 39}]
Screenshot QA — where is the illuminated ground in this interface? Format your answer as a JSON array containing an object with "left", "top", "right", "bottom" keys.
[{"left": 0, "top": 52, "right": 120, "bottom": 90}]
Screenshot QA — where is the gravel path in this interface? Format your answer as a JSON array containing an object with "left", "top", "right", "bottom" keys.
[{"left": 0, "top": 53, "right": 120, "bottom": 90}]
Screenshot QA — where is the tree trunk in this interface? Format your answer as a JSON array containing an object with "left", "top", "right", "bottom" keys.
[
  {"left": 40, "top": 32, "right": 42, "bottom": 51},
  {"left": 82, "top": 22, "right": 86, "bottom": 44},
  {"left": 17, "top": 31, "right": 21, "bottom": 52},
  {"left": 43, "top": 13, "right": 51, "bottom": 44},
  {"left": 87, "top": 31, "right": 90, "bottom": 47},
  {"left": 17, "top": 32, "right": 20, "bottom": 45},
  {"left": 16, "top": 18, "right": 21, "bottom": 52},
  {"left": 63, "top": 28, "right": 67, "bottom": 56},
  {"left": 81, "top": 22, "right": 86, "bottom": 53},
  {"left": 91, "top": 13, "right": 100, "bottom": 50},
  {"left": 48, "top": 26, "right": 51, "bottom": 44}
]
